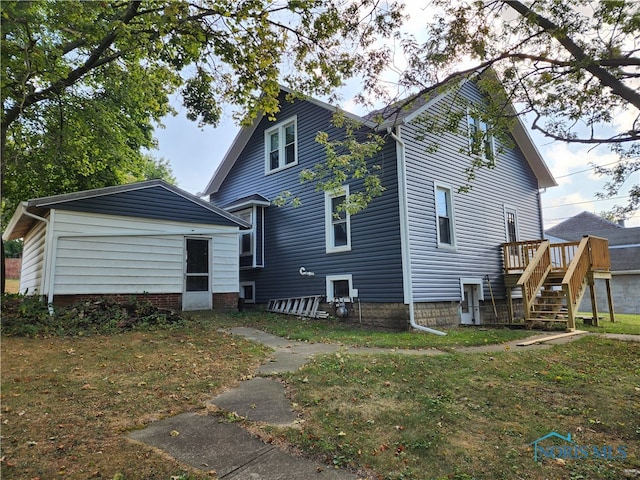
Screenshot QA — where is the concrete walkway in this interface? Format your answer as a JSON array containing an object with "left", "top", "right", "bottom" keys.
[{"left": 128, "top": 327, "right": 638, "bottom": 479}]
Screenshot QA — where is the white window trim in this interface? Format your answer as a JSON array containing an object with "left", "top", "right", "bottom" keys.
[
  {"left": 325, "top": 274, "right": 354, "bottom": 302},
  {"left": 459, "top": 277, "right": 485, "bottom": 301},
  {"left": 503, "top": 205, "right": 519, "bottom": 243},
  {"left": 264, "top": 115, "right": 298, "bottom": 174},
  {"left": 325, "top": 185, "right": 352, "bottom": 253},
  {"left": 467, "top": 108, "right": 495, "bottom": 161},
  {"left": 235, "top": 207, "right": 255, "bottom": 259},
  {"left": 434, "top": 182, "right": 457, "bottom": 249},
  {"left": 240, "top": 281, "right": 256, "bottom": 303}
]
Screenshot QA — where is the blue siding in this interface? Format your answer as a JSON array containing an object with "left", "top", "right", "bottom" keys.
[
  {"left": 402, "top": 82, "right": 544, "bottom": 301},
  {"left": 50, "top": 186, "right": 239, "bottom": 226},
  {"left": 210, "top": 94, "right": 404, "bottom": 303}
]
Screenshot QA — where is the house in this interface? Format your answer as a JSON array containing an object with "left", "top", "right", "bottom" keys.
[
  {"left": 203, "top": 81, "right": 558, "bottom": 329},
  {"left": 545, "top": 211, "right": 640, "bottom": 314},
  {"left": 2, "top": 180, "right": 249, "bottom": 311}
]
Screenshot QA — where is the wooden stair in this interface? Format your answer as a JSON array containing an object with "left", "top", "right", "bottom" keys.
[
  {"left": 527, "top": 272, "right": 570, "bottom": 327},
  {"left": 504, "top": 236, "right": 614, "bottom": 331},
  {"left": 267, "top": 295, "right": 330, "bottom": 319}
]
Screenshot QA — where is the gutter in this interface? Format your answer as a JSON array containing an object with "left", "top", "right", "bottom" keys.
[{"left": 390, "top": 127, "right": 446, "bottom": 336}]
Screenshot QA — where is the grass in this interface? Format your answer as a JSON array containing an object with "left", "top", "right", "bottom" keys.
[
  {"left": 1, "top": 308, "right": 638, "bottom": 479},
  {"left": 276, "top": 336, "right": 640, "bottom": 480},
  {"left": 0, "top": 317, "right": 270, "bottom": 479},
  {"left": 575, "top": 312, "right": 640, "bottom": 335},
  {"left": 205, "top": 311, "right": 539, "bottom": 350},
  {"left": 4, "top": 278, "right": 19, "bottom": 293}
]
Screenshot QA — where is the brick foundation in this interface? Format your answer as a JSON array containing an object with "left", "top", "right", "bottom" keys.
[
  {"left": 317, "top": 298, "right": 525, "bottom": 330},
  {"left": 53, "top": 293, "right": 183, "bottom": 311},
  {"left": 214, "top": 292, "right": 239, "bottom": 311}
]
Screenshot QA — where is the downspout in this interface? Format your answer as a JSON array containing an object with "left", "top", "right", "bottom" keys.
[
  {"left": 22, "top": 208, "right": 55, "bottom": 315},
  {"left": 389, "top": 127, "right": 446, "bottom": 336}
]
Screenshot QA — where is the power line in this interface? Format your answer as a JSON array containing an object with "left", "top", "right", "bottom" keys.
[
  {"left": 542, "top": 195, "right": 628, "bottom": 208},
  {"left": 554, "top": 159, "right": 624, "bottom": 179}
]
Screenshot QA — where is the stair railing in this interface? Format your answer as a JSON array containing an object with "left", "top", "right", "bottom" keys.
[
  {"left": 561, "top": 236, "right": 591, "bottom": 329},
  {"left": 517, "top": 240, "right": 551, "bottom": 319}
]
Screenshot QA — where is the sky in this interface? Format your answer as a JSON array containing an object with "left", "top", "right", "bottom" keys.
[{"left": 151, "top": 2, "right": 640, "bottom": 230}]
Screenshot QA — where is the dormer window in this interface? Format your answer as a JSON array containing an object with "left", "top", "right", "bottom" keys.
[{"left": 265, "top": 116, "right": 297, "bottom": 174}]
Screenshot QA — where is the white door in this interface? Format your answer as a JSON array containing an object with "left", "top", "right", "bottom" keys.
[
  {"left": 182, "top": 238, "right": 212, "bottom": 311},
  {"left": 460, "top": 283, "right": 481, "bottom": 325}
]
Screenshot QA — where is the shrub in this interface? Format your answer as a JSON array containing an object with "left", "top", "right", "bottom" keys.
[{"left": 0, "top": 294, "right": 185, "bottom": 337}]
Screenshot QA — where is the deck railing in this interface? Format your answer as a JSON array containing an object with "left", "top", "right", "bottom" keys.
[
  {"left": 502, "top": 240, "right": 545, "bottom": 273},
  {"left": 516, "top": 240, "right": 551, "bottom": 317},
  {"left": 503, "top": 235, "right": 611, "bottom": 328},
  {"left": 561, "top": 237, "right": 591, "bottom": 329},
  {"left": 588, "top": 236, "right": 610, "bottom": 271},
  {"left": 549, "top": 242, "right": 579, "bottom": 271}
]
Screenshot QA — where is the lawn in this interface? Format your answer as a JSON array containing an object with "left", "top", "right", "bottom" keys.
[
  {"left": 1, "top": 308, "right": 638, "bottom": 480},
  {"left": 0, "top": 319, "right": 271, "bottom": 479},
  {"left": 575, "top": 312, "right": 640, "bottom": 335},
  {"left": 203, "top": 310, "right": 539, "bottom": 350},
  {"left": 275, "top": 335, "right": 639, "bottom": 480}
]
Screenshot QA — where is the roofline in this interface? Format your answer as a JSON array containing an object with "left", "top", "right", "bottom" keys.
[
  {"left": 385, "top": 75, "right": 556, "bottom": 189},
  {"left": 203, "top": 86, "right": 376, "bottom": 196},
  {"left": 2, "top": 202, "right": 29, "bottom": 241},
  {"left": 3, "top": 180, "right": 250, "bottom": 239},
  {"left": 26, "top": 179, "right": 167, "bottom": 207}
]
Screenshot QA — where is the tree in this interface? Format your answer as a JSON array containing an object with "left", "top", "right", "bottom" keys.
[
  {"left": 1, "top": 1, "right": 400, "bottom": 211},
  {"left": 0, "top": 0, "right": 401, "bottom": 291},
  {"left": 360, "top": 0, "right": 639, "bottom": 219}
]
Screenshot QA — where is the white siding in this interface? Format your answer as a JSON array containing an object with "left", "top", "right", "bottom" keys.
[
  {"left": 49, "top": 210, "right": 239, "bottom": 296},
  {"left": 20, "top": 220, "right": 47, "bottom": 295},
  {"left": 212, "top": 233, "right": 240, "bottom": 293}
]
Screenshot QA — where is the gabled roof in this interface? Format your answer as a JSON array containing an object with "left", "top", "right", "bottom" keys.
[
  {"left": 203, "top": 81, "right": 557, "bottom": 195},
  {"left": 545, "top": 211, "right": 623, "bottom": 241},
  {"left": 202, "top": 86, "right": 375, "bottom": 196},
  {"left": 3, "top": 179, "right": 250, "bottom": 241},
  {"left": 223, "top": 193, "right": 271, "bottom": 211}
]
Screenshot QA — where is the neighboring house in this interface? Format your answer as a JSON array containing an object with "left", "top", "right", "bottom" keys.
[
  {"left": 204, "top": 81, "right": 557, "bottom": 329},
  {"left": 545, "top": 211, "right": 640, "bottom": 314},
  {"left": 2, "top": 180, "right": 249, "bottom": 311}
]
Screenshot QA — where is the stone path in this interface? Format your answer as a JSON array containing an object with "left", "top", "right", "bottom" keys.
[{"left": 129, "top": 327, "right": 639, "bottom": 479}]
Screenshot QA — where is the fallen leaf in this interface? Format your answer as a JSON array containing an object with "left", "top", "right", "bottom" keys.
[{"left": 170, "top": 430, "right": 180, "bottom": 437}]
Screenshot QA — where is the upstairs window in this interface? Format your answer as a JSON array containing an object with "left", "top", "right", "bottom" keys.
[
  {"left": 467, "top": 112, "right": 494, "bottom": 161},
  {"left": 265, "top": 116, "right": 297, "bottom": 173},
  {"left": 325, "top": 185, "right": 351, "bottom": 253},
  {"left": 435, "top": 183, "right": 456, "bottom": 248}
]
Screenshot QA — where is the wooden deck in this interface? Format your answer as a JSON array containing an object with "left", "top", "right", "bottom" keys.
[{"left": 502, "top": 236, "right": 614, "bottom": 330}]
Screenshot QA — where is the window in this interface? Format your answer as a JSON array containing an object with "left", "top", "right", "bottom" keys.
[
  {"left": 240, "top": 282, "right": 255, "bottom": 303},
  {"left": 504, "top": 207, "right": 519, "bottom": 244},
  {"left": 326, "top": 274, "right": 353, "bottom": 302},
  {"left": 236, "top": 208, "right": 254, "bottom": 258},
  {"left": 435, "top": 183, "right": 456, "bottom": 247},
  {"left": 467, "top": 111, "right": 494, "bottom": 161},
  {"left": 325, "top": 185, "right": 351, "bottom": 253},
  {"left": 265, "top": 116, "right": 297, "bottom": 173}
]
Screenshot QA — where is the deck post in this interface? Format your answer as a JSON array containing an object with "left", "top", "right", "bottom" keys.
[
  {"left": 506, "top": 286, "right": 514, "bottom": 323},
  {"left": 589, "top": 281, "right": 599, "bottom": 327},
  {"left": 563, "top": 283, "right": 576, "bottom": 331},
  {"left": 605, "top": 278, "right": 615, "bottom": 323}
]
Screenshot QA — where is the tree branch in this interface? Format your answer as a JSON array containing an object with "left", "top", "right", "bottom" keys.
[{"left": 505, "top": 0, "right": 640, "bottom": 110}]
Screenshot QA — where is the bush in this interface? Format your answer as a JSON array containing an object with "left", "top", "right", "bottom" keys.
[{"left": 0, "top": 294, "right": 185, "bottom": 337}]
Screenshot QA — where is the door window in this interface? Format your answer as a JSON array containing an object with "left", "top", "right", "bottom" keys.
[{"left": 186, "top": 238, "right": 209, "bottom": 292}]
